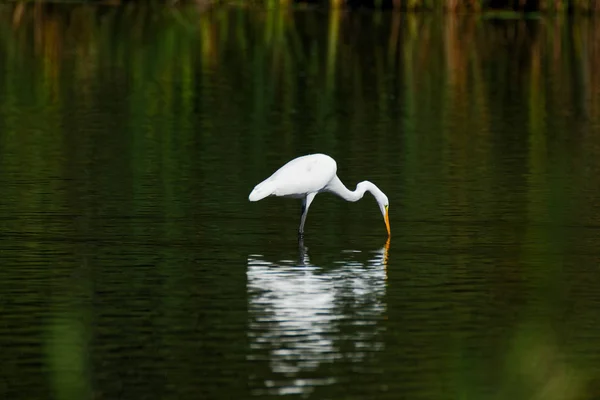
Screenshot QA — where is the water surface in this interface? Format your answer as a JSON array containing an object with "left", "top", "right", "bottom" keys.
[{"left": 1, "top": 4, "right": 600, "bottom": 399}]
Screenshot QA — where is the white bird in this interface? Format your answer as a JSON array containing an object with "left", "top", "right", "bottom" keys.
[{"left": 248, "top": 154, "right": 390, "bottom": 237}]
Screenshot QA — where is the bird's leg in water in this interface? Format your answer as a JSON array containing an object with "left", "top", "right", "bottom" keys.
[
  {"left": 298, "top": 202, "right": 306, "bottom": 237},
  {"left": 297, "top": 235, "right": 309, "bottom": 265},
  {"left": 298, "top": 192, "right": 316, "bottom": 236}
]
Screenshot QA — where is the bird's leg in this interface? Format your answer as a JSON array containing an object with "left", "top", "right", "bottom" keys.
[
  {"left": 298, "top": 192, "right": 316, "bottom": 236},
  {"left": 298, "top": 201, "right": 306, "bottom": 238},
  {"left": 297, "top": 235, "right": 308, "bottom": 265}
]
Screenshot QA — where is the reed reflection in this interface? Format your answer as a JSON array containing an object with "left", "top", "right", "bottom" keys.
[{"left": 246, "top": 239, "right": 390, "bottom": 396}]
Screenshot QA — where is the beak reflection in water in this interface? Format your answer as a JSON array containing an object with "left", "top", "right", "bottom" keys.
[{"left": 246, "top": 240, "right": 390, "bottom": 396}]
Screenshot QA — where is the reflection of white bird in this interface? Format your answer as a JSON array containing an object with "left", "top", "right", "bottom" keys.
[
  {"left": 249, "top": 154, "right": 390, "bottom": 236},
  {"left": 246, "top": 239, "right": 390, "bottom": 392}
]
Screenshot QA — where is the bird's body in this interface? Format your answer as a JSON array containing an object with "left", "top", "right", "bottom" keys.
[
  {"left": 249, "top": 154, "right": 390, "bottom": 237},
  {"left": 248, "top": 154, "right": 336, "bottom": 200}
]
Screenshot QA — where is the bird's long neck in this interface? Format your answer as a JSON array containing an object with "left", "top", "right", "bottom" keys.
[{"left": 325, "top": 176, "right": 379, "bottom": 202}]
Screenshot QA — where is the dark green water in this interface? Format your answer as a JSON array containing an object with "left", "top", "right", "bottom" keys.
[{"left": 1, "top": 4, "right": 600, "bottom": 399}]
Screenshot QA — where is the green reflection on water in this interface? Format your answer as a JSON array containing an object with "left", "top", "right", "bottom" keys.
[{"left": 1, "top": 4, "right": 600, "bottom": 400}]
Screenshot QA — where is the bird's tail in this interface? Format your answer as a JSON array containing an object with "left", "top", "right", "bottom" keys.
[{"left": 248, "top": 180, "right": 276, "bottom": 202}]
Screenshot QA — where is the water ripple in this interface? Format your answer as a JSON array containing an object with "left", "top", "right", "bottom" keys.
[{"left": 247, "top": 241, "right": 389, "bottom": 396}]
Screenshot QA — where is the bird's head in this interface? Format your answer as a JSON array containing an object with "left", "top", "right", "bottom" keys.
[
  {"left": 378, "top": 195, "right": 390, "bottom": 237},
  {"left": 358, "top": 181, "right": 391, "bottom": 237}
]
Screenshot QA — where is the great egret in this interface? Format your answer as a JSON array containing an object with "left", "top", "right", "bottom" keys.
[{"left": 248, "top": 153, "right": 390, "bottom": 236}]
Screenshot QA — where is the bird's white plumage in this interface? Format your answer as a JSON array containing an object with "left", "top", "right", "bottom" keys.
[
  {"left": 249, "top": 154, "right": 337, "bottom": 200},
  {"left": 248, "top": 153, "right": 390, "bottom": 236}
]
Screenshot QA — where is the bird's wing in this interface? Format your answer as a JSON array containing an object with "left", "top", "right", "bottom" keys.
[{"left": 268, "top": 154, "right": 337, "bottom": 198}]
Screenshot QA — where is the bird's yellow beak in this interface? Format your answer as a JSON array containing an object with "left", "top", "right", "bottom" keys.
[{"left": 384, "top": 206, "right": 391, "bottom": 236}]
